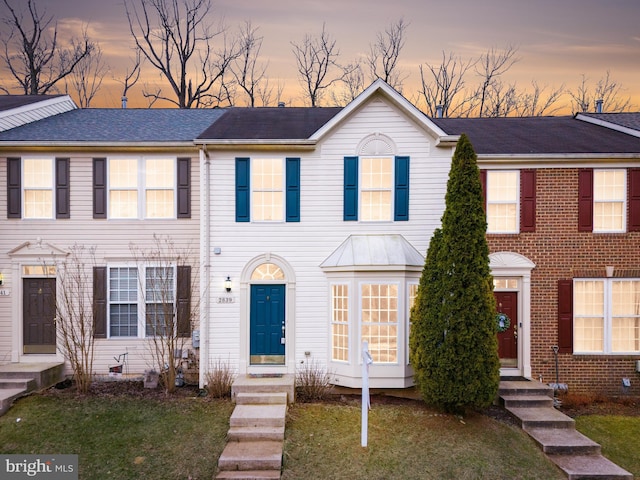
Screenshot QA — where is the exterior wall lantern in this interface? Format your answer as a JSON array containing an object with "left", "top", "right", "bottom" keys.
[{"left": 224, "top": 276, "right": 232, "bottom": 293}]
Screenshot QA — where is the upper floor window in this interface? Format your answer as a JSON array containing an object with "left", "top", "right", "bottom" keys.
[
  {"left": 486, "top": 170, "right": 519, "bottom": 233},
  {"left": 573, "top": 278, "right": 640, "bottom": 354},
  {"left": 252, "top": 158, "right": 283, "bottom": 221},
  {"left": 108, "top": 158, "right": 175, "bottom": 219},
  {"left": 593, "top": 169, "right": 626, "bottom": 232},
  {"left": 344, "top": 155, "right": 409, "bottom": 222},
  {"left": 235, "top": 157, "right": 300, "bottom": 223},
  {"left": 579, "top": 168, "right": 640, "bottom": 233},
  {"left": 23, "top": 158, "right": 54, "bottom": 219}
]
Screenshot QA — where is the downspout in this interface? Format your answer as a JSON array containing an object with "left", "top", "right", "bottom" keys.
[{"left": 199, "top": 145, "right": 211, "bottom": 389}]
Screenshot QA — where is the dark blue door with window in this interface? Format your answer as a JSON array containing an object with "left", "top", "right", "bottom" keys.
[{"left": 250, "top": 284, "right": 285, "bottom": 364}]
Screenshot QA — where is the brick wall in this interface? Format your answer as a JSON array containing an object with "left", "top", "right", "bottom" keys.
[{"left": 488, "top": 168, "right": 640, "bottom": 396}]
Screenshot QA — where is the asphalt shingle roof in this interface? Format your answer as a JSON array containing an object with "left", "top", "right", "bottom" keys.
[
  {"left": 197, "top": 107, "right": 343, "bottom": 140},
  {"left": 0, "top": 108, "right": 226, "bottom": 143},
  {"left": 431, "top": 116, "right": 640, "bottom": 155},
  {"left": 579, "top": 112, "right": 640, "bottom": 131},
  {"left": 0, "top": 95, "right": 66, "bottom": 112}
]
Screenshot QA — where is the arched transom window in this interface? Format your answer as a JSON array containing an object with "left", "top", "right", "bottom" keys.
[{"left": 251, "top": 263, "right": 285, "bottom": 281}]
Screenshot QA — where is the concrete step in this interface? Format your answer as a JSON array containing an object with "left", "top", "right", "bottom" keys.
[
  {"left": 0, "top": 378, "right": 37, "bottom": 392},
  {"left": 526, "top": 427, "right": 602, "bottom": 455},
  {"left": 0, "top": 388, "right": 27, "bottom": 416},
  {"left": 232, "top": 375, "right": 295, "bottom": 404},
  {"left": 501, "top": 394, "right": 555, "bottom": 409},
  {"left": 230, "top": 405, "right": 287, "bottom": 429},
  {"left": 548, "top": 454, "right": 633, "bottom": 480},
  {"left": 236, "top": 392, "right": 288, "bottom": 406},
  {"left": 0, "top": 362, "right": 64, "bottom": 390},
  {"left": 228, "top": 426, "right": 285, "bottom": 442},
  {"left": 506, "top": 406, "right": 575, "bottom": 429},
  {"left": 499, "top": 380, "right": 554, "bottom": 398},
  {"left": 218, "top": 440, "right": 282, "bottom": 471},
  {"left": 216, "top": 470, "right": 281, "bottom": 480}
]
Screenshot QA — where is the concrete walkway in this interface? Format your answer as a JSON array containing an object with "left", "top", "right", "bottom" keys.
[
  {"left": 499, "top": 380, "right": 633, "bottom": 480},
  {"left": 216, "top": 375, "right": 294, "bottom": 480}
]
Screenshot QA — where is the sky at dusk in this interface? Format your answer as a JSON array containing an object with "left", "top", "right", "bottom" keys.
[{"left": 1, "top": 0, "right": 639, "bottom": 112}]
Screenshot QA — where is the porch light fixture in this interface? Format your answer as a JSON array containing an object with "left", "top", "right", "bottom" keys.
[
  {"left": 224, "top": 276, "right": 232, "bottom": 293},
  {"left": 0, "top": 272, "right": 3, "bottom": 285}
]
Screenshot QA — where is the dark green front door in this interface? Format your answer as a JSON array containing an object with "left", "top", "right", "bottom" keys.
[{"left": 250, "top": 284, "right": 285, "bottom": 365}]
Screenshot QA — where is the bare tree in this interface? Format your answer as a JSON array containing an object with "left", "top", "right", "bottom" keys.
[
  {"left": 418, "top": 50, "right": 475, "bottom": 117},
  {"left": 65, "top": 42, "right": 109, "bottom": 108},
  {"left": 124, "top": 0, "right": 239, "bottom": 108},
  {"left": 291, "top": 23, "right": 351, "bottom": 107},
  {"left": 0, "top": 0, "right": 94, "bottom": 94},
  {"left": 231, "top": 21, "right": 269, "bottom": 107},
  {"left": 514, "top": 80, "right": 565, "bottom": 117},
  {"left": 331, "top": 60, "right": 366, "bottom": 106},
  {"left": 115, "top": 50, "right": 142, "bottom": 108},
  {"left": 366, "top": 18, "right": 408, "bottom": 91},
  {"left": 130, "top": 235, "right": 200, "bottom": 393},
  {"left": 54, "top": 244, "right": 98, "bottom": 394},
  {"left": 474, "top": 45, "right": 519, "bottom": 117},
  {"left": 568, "top": 71, "right": 632, "bottom": 113}
]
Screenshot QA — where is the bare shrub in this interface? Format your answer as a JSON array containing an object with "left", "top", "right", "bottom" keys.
[
  {"left": 205, "top": 358, "right": 236, "bottom": 398},
  {"left": 295, "top": 359, "right": 334, "bottom": 402}
]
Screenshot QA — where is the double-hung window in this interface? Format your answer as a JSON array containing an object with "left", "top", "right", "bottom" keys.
[
  {"left": 108, "top": 266, "right": 176, "bottom": 338},
  {"left": 361, "top": 283, "right": 399, "bottom": 363},
  {"left": 330, "top": 284, "right": 350, "bottom": 362},
  {"left": 574, "top": 278, "right": 640, "bottom": 353},
  {"left": 235, "top": 157, "right": 300, "bottom": 222},
  {"left": 23, "top": 158, "right": 54, "bottom": 219},
  {"left": 361, "top": 157, "right": 393, "bottom": 221},
  {"left": 593, "top": 169, "right": 626, "bottom": 232},
  {"left": 486, "top": 170, "right": 519, "bottom": 233},
  {"left": 108, "top": 158, "right": 175, "bottom": 219}
]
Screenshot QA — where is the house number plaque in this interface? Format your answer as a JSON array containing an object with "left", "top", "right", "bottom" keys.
[
  {"left": 0, "top": 289, "right": 10, "bottom": 297},
  {"left": 216, "top": 296, "right": 235, "bottom": 304}
]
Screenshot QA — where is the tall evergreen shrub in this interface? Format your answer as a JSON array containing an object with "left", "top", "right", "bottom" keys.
[{"left": 410, "top": 133, "right": 499, "bottom": 413}]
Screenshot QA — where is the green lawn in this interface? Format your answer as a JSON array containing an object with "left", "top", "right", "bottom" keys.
[
  {"left": 3, "top": 389, "right": 635, "bottom": 480},
  {"left": 575, "top": 415, "right": 640, "bottom": 477}
]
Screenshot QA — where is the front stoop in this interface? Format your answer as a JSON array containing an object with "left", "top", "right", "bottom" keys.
[
  {"left": 0, "top": 363, "right": 65, "bottom": 416},
  {"left": 499, "top": 380, "right": 633, "bottom": 480},
  {"left": 216, "top": 376, "right": 294, "bottom": 480}
]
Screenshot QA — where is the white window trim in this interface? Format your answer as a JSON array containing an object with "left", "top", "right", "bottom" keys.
[
  {"left": 107, "top": 264, "right": 177, "bottom": 339},
  {"left": 593, "top": 169, "right": 627, "bottom": 233},
  {"left": 573, "top": 277, "right": 640, "bottom": 355},
  {"left": 22, "top": 157, "right": 55, "bottom": 219},
  {"left": 251, "top": 157, "right": 285, "bottom": 223},
  {"left": 359, "top": 155, "right": 394, "bottom": 223},
  {"left": 330, "top": 282, "right": 351, "bottom": 364},
  {"left": 486, "top": 170, "right": 520, "bottom": 234},
  {"left": 358, "top": 280, "right": 401, "bottom": 365},
  {"left": 107, "top": 156, "right": 178, "bottom": 220}
]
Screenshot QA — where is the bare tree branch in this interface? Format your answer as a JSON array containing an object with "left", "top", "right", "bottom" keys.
[
  {"left": 568, "top": 71, "right": 633, "bottom": 113},
  {"left": 65, "top": 40, "right": 109, "bottom": 108},
  {"left": 367, "top": 17, "right": 409, "bottom": 91},
  {"left": 1, "top": 0, "right": 94, "bottom": 94},
  {"left": 474, "top": 45, "right": 519, "bottom": 117},
  {"left": 230, "top": 21, "right": 268, "bottom": 107},
  {"left": 124, "top": 0, "right": 239, "bottom": 108}
]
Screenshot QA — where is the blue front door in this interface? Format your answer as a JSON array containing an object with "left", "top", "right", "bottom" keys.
[{"left": 250, "top": 284, "right": 285, "bottom": 365}]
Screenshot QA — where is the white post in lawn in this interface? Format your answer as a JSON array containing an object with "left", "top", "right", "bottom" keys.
[{"left": 361, "top": 340, "right": 373, "bottom": 447}]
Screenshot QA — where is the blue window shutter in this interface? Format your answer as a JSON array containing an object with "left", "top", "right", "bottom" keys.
[
  {"left": 394, "top": 156, "right": 410, "bottom": 221},
  {"left": 235, "top": 158, "right": 250, "bottom": 222},
  {"left": 286, "top": 157, "right": 300, "bottom": 222},
  {"left": 344, "top": 156, "right": 358, "bottom": 221}
]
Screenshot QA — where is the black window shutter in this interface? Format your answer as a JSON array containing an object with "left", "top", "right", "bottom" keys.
[
  {"left": 520, "top": 169, "right": 536, "bottom": 232},
  {"left": 628, "top": 168, "right": 640, "bottom": 232},
  {"left": 93, "top": 158, "right": 107, "bottom": 219},
  {"left": 7, "top": 157, "right": 21, "bottom": 218},
  {"left": 577, "top": 169, "right": 593, "bottom": 232},
  {"left": 557, "top": 279, "right": 573, "bottom": 354},
  {"left": 177, "top": 266, "right": 191, "bottom": 338},
  {"left": 177, "top": 157, "right": 191, "bottom": 218},
  {"left": 93, "top": 267, "right": 107, "bottom": 338},
  {"left": 55, "top": 158, "right": 70, "bottom": 219}
]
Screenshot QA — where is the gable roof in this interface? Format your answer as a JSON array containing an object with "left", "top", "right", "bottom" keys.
[
  {"left": 0, "top": 108, "right": 226, "bottom": 146},
  {"left": 575, "top": 112, "right": 640, "bottom": 138},
  {"left": 431, "top": 116, "right": 640, "bottom": 156},
  {"left": 197, "top": 107, "right": 342, "bottom": 142},
  {"left": 0, "top": 95, "right": 76, "bottom": 132}
]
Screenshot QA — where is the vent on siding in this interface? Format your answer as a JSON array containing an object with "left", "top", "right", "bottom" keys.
[{"left": 357, "top": 132, "right": 396, "bottom": 156}]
